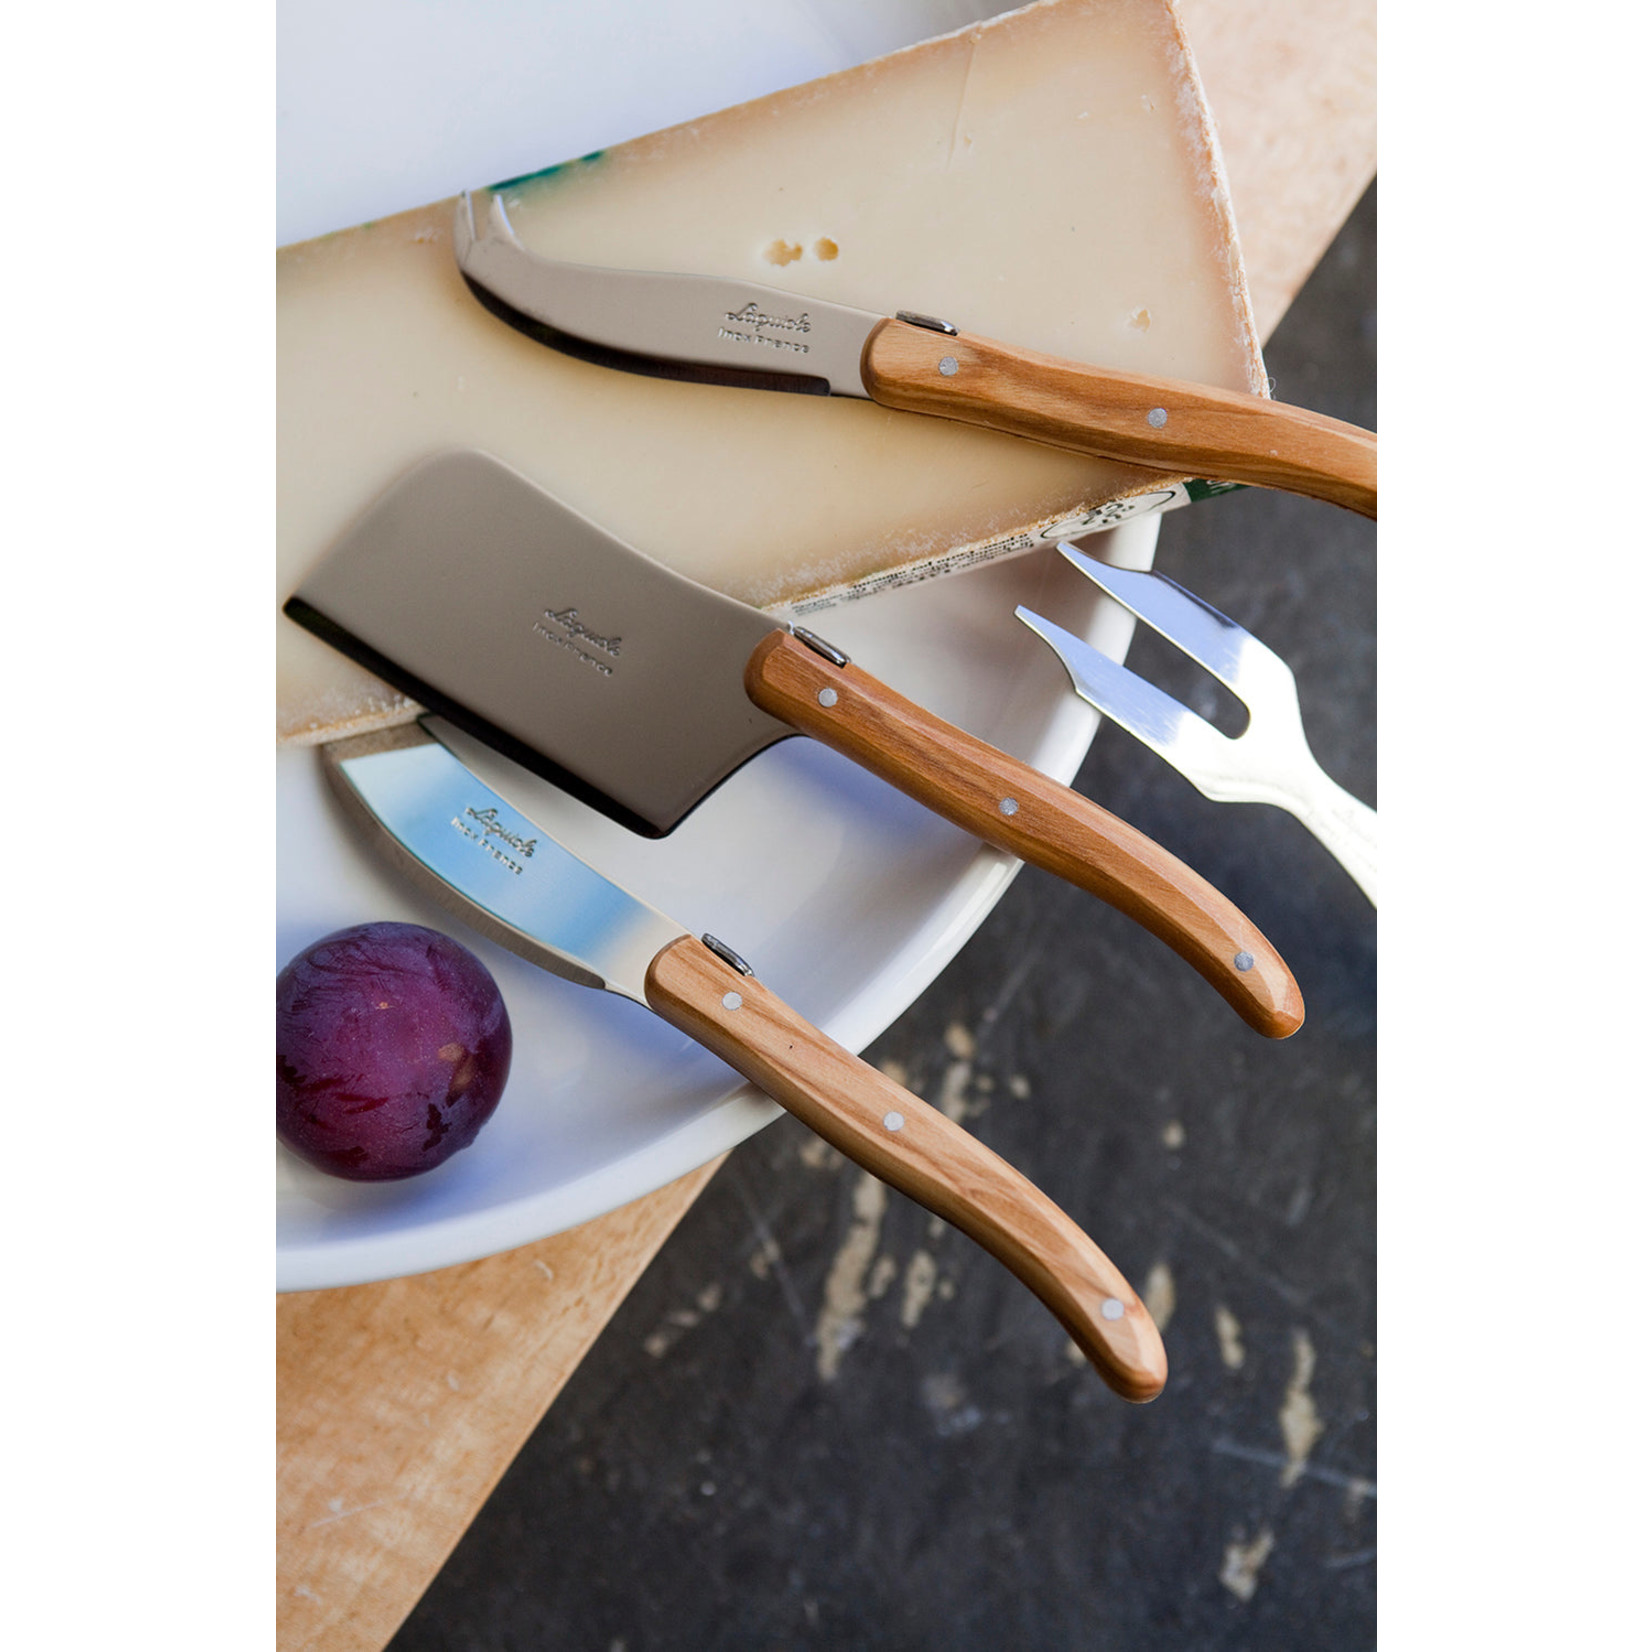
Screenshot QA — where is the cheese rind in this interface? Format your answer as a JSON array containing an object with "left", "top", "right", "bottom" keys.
[{"left": 278, "top": 0, "right": 1261, "bottom": 744}]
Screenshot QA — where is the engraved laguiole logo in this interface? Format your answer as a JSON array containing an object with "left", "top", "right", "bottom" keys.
[
  {"left": 450, "top": 806, "right": 538, "bottom": 876},
  {"left": 532, "top": 606, "right": 621, "bottom": 676},
  {"left": 716, "top": 300, "right": 812, "bottom": 356}
]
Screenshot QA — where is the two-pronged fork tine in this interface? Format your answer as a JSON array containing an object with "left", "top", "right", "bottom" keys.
[{"left": 1018, "top": 545, "right": 1377, "bottom": 905}]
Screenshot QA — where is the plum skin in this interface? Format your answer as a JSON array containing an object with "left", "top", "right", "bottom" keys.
[{"left": 277, "top": 922, "right": 512, "bottom": 1182}]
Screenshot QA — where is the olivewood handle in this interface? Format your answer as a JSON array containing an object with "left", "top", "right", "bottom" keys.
[
  {"left": 861, "top": 318, "right": 1377, "bottom": 519},
  {"left": 644, "top": 934, "right": 1167, "bottom": 1401},
  {"left": 746, "top": 632, "right": 1303, "bottom": 1040}
]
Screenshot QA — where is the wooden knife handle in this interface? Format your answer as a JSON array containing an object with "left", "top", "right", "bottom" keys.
[
  {"left": 644, "top": 935, "right": 1167, "bottom": 1402},
  {"left": 746, "top": 631, "right": 1302, "bottom": 1039},
  {"left": 861, "top": 317, "right": 1376, "bottom": 519}
]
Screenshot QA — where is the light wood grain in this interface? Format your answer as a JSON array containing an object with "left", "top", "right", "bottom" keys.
[
  {"left": 276, "top": 1158, "right": 722, "bottom": 1652},
  {"left": 744, "top": 630, "right": 1304, "bottom": 1039},
  {"left": 276, "top": 6, "right": 1375, "bottom": 1646},
  {"left": 644, "top": 937, "right": 1167, "bottom": 1401},
  {"left": 1177, "top": 0, "right": 1378, "bottom": 344},
  {"left": 862, "top": 321, "right": 1376, "bottom": 517}
]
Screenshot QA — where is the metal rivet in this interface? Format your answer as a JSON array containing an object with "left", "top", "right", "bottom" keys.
[
  {"left": 998, "top": 797, "right": 1019, "bottom": 817},
  {"left": 722, "top": 991, "right": 743, "bottom": 1010},
  {"left": 1233, "top": 952, "right": 1255, "bottom": 973},
  {"left": 882, "top": 1111, "right": 905, "bottom": 1132},
  {"left": 1146, "top": 406, "right": 1168, "bottom": 428},
  {"left": 1100, "top": 1298, "right": 1125, "bottom": 1321},
  {"left": 938, "top": 356, "right": 959, "bottom": 376}
]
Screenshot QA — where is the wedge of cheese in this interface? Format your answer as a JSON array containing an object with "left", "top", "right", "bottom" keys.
[{"left": 278, "top": 0, "right": 1262, "bottom": 744}]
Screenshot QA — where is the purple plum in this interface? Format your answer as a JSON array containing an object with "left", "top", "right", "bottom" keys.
[{"left": 277, "top": 921, "right": 512, "bottom": 1181}]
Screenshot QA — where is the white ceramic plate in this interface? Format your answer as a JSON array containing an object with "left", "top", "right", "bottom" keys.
[
  {"left": 277, "top": 0, "right": 1162, "bottom": 1290},
  {"left": 276, "top": 519, "right": 1157, "bottom": 1289}
]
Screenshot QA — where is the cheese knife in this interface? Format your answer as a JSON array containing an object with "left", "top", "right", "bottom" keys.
[
  {"left": 454, "top": 190, "right": 1376, "bottom": 519},
  {"left": 322, "top": 718, "right": 1169, "bottom": 1401},
  {"left": 286, "top": 449, "right": 1302, "bottom": 1038}
]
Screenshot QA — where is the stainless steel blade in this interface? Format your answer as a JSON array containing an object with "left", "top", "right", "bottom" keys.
[
  {"left": 323, "top": 721, "right": 687, "bottom": 1004},
  {"left": 1016, "top": 606, "right": 1206, "bottom": 756},
  {"left": 1056, "top": 548, "right": 1252, "bottom": 684},
  {"left": 288, "top": 450, "right": 792, "bottom": 835},
  {"left": 454, "top": 191, "right": 883, "bottom": 397}
]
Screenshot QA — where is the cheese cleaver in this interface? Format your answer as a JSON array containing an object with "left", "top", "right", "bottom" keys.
[
  {"left": 322, "top": 718, "right": 1168, "bottom": 1402},
  {"left": 286, "top": 450, "right": 1302, "bottom": 1039},
  {"left": 454, "top": 191, "right": 1376, "bottom": 519}
]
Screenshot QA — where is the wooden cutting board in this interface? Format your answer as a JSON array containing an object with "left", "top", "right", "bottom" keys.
[{"left": 276, "top": 3, "right": 1374, "bottom": 1646}]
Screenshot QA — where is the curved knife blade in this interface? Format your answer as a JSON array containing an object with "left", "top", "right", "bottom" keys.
[
  {"left": 323, "top": 720, "right": 685, "bottom": 999},
  {"left": 454, "top": 190, "right": 883, "bottom": 397}
]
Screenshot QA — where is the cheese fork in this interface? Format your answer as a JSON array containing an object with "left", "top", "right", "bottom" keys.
[{"left": 1019, "top": 547, "right": 1377, "bottom": 905}]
